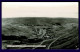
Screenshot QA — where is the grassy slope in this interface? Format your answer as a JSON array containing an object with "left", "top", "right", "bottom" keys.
[{"left": 2, "top": 17, "right": 79, "bottom": 49}]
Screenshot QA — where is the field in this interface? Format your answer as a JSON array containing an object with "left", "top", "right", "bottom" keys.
[{"left": 2, "top": 17, "right": 79, "bottom": 49}]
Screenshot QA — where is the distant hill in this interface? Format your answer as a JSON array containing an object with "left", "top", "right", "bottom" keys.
[
  {"left": 2, "top": 17, "right": 78, "bottom": 26},
  {"left": 2, "top": 17, "right": 78, "bottom": 36}
]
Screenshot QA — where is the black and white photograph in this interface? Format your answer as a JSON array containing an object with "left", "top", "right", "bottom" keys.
[{"left": 2, "top": 2, "right": 79, "bottom": 49}]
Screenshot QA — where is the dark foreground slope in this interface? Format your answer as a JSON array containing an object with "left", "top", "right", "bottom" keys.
[{"left": 2, "top": 17, "right": 79, "bottom": 49}]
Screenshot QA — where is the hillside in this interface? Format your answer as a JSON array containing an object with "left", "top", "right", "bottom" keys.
[{"left": 2, "top": 17, "right": 79, "bottom": 49}]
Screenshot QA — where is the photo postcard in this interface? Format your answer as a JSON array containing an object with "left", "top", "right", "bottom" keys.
[{"left": 2, "top": 2, "right": 79, "bottom": 49}]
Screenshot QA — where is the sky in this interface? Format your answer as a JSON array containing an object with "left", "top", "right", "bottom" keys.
[{"left": 2, "top": 2, "right": 78, "bottom": 18}]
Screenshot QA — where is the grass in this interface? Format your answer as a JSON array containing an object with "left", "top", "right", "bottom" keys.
[{"left": 2, "top": 17, "right": 79, "bottom": 49}]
